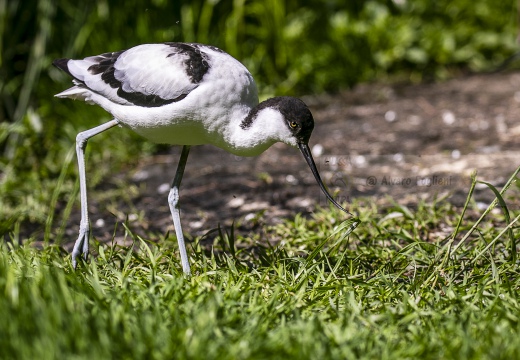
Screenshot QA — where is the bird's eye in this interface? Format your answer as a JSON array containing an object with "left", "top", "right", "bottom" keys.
[{"left": 290, "top": 121, "right": 298, "bottom": 128}]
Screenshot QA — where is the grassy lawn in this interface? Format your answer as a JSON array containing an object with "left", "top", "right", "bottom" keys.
[
  {"left": 2, "top": 2, "right": 520, "bottom": 358},
  {"left": 2, "top": 169, "right": 520, "bottom": 359}
]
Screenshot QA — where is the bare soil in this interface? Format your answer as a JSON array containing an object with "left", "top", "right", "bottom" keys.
[{"left": 62, "top": 72, "right": 520, "bottom": 248}]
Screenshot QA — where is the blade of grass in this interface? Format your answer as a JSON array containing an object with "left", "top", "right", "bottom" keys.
[
  {"left": 452, "top": 165, "right": 520, "bottom": 255},
  {"left": 477, "top": 180, "right": 516, "bottom": 261},
  {"left": 471, "top": 213, "right": 520, "bottom": 265},
  {"left": 445, "top": 171, "right": 477, "bottom": 253}
]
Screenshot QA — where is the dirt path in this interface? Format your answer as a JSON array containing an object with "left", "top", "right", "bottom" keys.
[{"left": 64, "top": 72, "right": 520, "bottom": 247}]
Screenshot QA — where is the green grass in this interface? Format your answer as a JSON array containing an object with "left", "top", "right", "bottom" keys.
[
  {"left": 2, "top": 169, "right": 520, "bottom": 359},
  {"left": 2, "top": 2, "right": 520, "bottom": 358}
]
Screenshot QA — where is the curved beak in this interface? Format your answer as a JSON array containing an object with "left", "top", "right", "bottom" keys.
[{"left": 298, "top": 143, "right": 352, "bottom": 216}]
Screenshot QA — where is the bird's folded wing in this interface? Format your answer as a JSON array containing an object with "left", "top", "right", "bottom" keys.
[{"left": 64, "top": 43, "right": 208, "bottom": 107}]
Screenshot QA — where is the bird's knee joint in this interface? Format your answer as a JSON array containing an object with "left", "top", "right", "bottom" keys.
[
  {"left": 168, "top": 187, "right": 180, "bottom": 205},
  {"left": 76, "top": 132, "right": 89, "bottom": 149},
  {"left": 78, "top": 220, "right": 89, "bottom": 234}
]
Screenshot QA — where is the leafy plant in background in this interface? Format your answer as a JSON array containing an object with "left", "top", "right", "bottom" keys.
[{"left": 0, "top": 0, "right": 517, "bottom": 241}]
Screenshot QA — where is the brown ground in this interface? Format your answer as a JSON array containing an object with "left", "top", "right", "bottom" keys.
[{"left": 62, "top": 72, "right": 520, "bottom": 249}]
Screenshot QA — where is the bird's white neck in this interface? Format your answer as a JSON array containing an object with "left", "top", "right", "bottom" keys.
[{"left": 218, "top": 106, "right": 296, "bottom": 157}]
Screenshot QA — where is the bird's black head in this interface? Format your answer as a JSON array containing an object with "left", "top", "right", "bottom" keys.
[
  {"left": 271, "top": 97, "right": 352, "bottom": 216},
  {"left": 242, "top": 96, "right": 351, "bottom": 215},
  {"left": 276, "top": 97, "right": 315, "bottom": 144},
  {"left": 242, "top": 96, "right": 315, "bottom": 144}
]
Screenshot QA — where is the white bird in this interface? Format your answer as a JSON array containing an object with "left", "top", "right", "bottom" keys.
[{"left": 53, "top": 42, "right": 351, "bottom": 275}]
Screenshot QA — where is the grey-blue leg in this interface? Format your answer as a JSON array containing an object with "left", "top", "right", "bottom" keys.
[
  {"left": 72, "top": 119, "right": 119, "bottom": 268},
  {"left": 168, "top": 145, "right": 191, "bottom": 275}
]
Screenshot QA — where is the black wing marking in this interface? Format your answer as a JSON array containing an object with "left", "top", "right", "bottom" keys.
[{"left": 54, "top": 43, "right": 213, "bottom": 108}]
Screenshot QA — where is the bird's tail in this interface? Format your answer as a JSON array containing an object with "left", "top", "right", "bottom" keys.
[{"left": 55, "top": 81, "right": 94, "bottom": 104}]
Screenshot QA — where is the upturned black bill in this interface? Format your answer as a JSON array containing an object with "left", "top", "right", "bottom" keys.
[{"left": 298, "top": 143, "right": 352, "bottom": 215}]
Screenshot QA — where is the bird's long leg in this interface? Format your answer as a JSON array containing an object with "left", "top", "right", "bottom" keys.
[
  {"left": 72, "top": 119, "right": 120, "bottom": 268},
  {"left": 168, "top": 145, "right": 191, "bottom": 275}
]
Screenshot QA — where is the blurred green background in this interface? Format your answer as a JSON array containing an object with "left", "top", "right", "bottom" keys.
[{"left": 0, "top": 0, "right": 518, "bottom": 241}]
